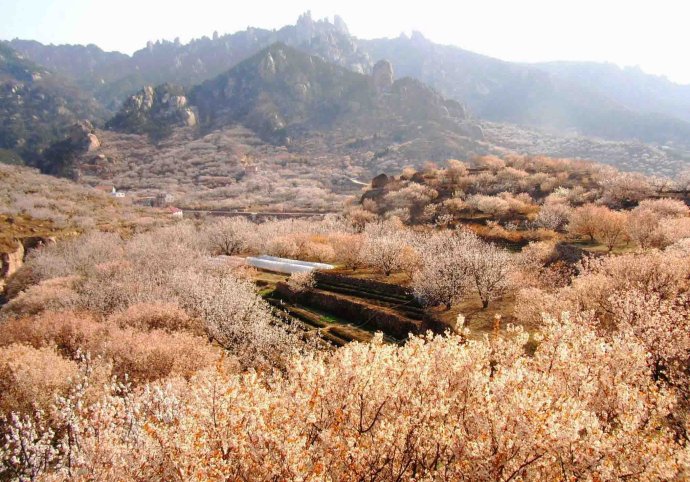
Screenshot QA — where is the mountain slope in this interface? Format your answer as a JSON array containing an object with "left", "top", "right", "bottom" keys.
[
  {"left": 535, "top": 61, "right": 690, "bottom": 123},
  {"left": 359, "top": 33, "right": 690, "bottom": 146},
  {"left": 3, "top": 39, "right": 129, "bottom": 98},
  {"left": 190, "top": 42, "right": 372, "bottom": 141},
  {"left": 55, "top": 45, "right": 496, "bottom": 211},
  {"left": 0, "top": 44, "right": 104, "bottom": 163},
  {"left": 190, "top": 43, "right": 474, "bottom": 146},
  {"left": 10, "top": 14, "right": 690, "bottom": 152},
  {"left": 5, "top": 15, "right": 690, "bottom": 176}
]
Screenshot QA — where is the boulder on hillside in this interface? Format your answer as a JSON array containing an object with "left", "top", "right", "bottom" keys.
[
  {"left": 371, "top": 173, "right": 390, "bottom": 188},
  {"left": 39, "top": 120, "right": 101, "bottom": 178},
  {"left": 69, "top": 120, "right": 101, "bottom": 151}
]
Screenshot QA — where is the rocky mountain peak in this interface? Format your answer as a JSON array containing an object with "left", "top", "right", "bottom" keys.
[
  {"left": 188, "top": 43, "right": 479, "bottom": 153},
  {"left": 106, "top": 83, "right": 196, "bottom": 139},
  {"left": 333, "top": 15, "right": 349, "bottom": 35}
]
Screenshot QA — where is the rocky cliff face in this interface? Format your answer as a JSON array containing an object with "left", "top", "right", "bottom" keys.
[
  {"left": 106, "top": 84, "right": 196, "bottom": 139},
  {"left": 0, "top": 236, "right": 55, "bottom": 296},
  {"left": 0, "top": 242, "right": 24, "bottom": 281},
  {"left": 37, "top": 120, "right": 101, "bottom": 177}
]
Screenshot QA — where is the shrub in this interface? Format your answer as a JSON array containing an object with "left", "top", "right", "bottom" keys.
[
  {"left": 466, "top": 194, "right": 510, "bottom": 216},
  {"left": 107, "top": 302, "right": 204, "bottom": 335},
  {"left": 535, "top": 201, "right": 571, "bottom": 231},
  {"left": 0, "top": 276, "right": 79, "bottom": 319},
  {"left": 0, "top": 311, "right": 218, "bottom": 384},
  {"left": 0, "top": 344, "right": 78, "bottom": 417},
  {"left": 659, "top": 217, "right": 690, "bottom": 246},
  {"left": 205, "top": 217, "right": 254, "bottom": 255},
  {"left": 636, "top": 198, "right": 689, "bottom": 218},
  {"left": 0, "top": 311, "right": 104, "bottom": 357},
  {"left": 287, "top": 272, "right": 315, "bottom": 293},
  {"left": 103, "top": 328, "right": 218, "bottom": 383}
]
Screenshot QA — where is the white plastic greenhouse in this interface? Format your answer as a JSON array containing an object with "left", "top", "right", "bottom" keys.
[{"left": 246, "top": 255, "right": 335, "bottom": 274}]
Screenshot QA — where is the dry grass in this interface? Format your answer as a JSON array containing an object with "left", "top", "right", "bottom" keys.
[
  {"left": 565, "top": 237, "right": 638, "bottom": 254},
  {"left": 430, "top": 292, "right": 523, "bottom": 340},
  {"left": 0, "top": 214, "right": 71, "bottom": 252},
  {"left": 330, "top": 267, "right": 413, "bottom": 286}
]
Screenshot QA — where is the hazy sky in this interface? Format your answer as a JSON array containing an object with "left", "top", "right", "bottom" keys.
[{"left": 3, "top": 0, "right": 690, "bottom": 84}]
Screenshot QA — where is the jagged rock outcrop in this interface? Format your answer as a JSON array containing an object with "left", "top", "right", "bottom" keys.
[
  {"left": 106, "top": 83, "right": 196, "bottom": 139},
  {"left": 69, "top": 120, "right": 101, "bottom": 151},
  {"left": 38, "top": 119, "right": 101, "bottom": 178},
  {"left": 372, "top": 60, "right": 394, "bottom": 93},
  {"left": 259, "top": 53, "right": 277, "bottom": 79},
  {"left": 295, "top": 11, "right": 316, "bottom": 43},
  {"left": 333, "top": 15, "right": 349, "bottom": 35}
]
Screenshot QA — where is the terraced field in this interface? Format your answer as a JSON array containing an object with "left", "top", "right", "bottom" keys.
[{"left": 261, "top": 270, "right": 447, "bottom": 345}]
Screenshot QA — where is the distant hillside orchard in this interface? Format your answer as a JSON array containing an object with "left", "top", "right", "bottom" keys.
[
  {"left": 0, "top": 163, "right": 164, "bottom": 252},
  {"left": 358, "top": 155, "right": 690, "bottom": 240}
]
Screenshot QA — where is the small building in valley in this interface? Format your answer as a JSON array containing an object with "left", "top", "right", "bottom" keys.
[
  {"left": 167, "top": 206, "right": 184, "bottom": 218},
  {"left": 154, "top": 192, "right": 175, "bottom": 207}
]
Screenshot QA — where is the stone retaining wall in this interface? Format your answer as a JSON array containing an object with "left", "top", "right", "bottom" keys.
[
  {"left": 276, "top": 282, "right": 425, "bottom": 339},
  {"left": 313, "top": 271, "right": 417, "bottom": 302}
]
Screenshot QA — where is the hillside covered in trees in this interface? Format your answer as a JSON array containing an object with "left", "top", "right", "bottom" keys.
[{"left": 1, "top": 153, "right": 690, "bottom": 479}]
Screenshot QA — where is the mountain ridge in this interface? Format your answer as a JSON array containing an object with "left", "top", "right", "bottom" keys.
[
  {"left": 3, "top": 14, "right": 690, "bottom": 177},
  {"left": 7, "top": 14, "right": 690, "bottom": 150}
]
